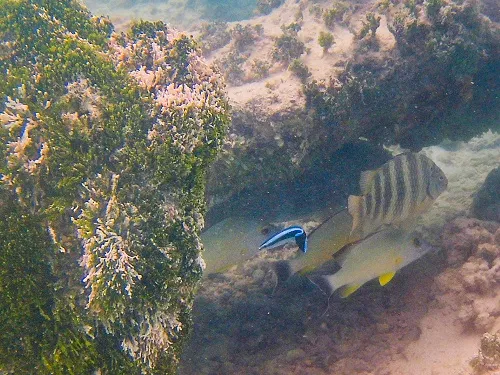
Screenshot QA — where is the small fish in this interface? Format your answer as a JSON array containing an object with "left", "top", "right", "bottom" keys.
[
  {"left": 272, "top": 208, "right": 355, "bottom": 283},
  {"left": 201, "top": 217, "right": 279, "bottom": 276},
  {"left": 259, "top": 226, "right": 308, "bottom": 253},
  {"left": 310, "top": 227, "right": 434, "bottom": 298},
  {"left": 348, "top": 152, "right": 447, "bottom": 239}
]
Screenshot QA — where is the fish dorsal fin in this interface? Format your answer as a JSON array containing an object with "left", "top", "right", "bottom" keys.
[
  {"left": 379, "top": 272, "right": 396, "bottom": 286},
  {"left": 348, "top": 195, "right": 364, "bottom": 237},
  {"left": 334, "top": 229, "right": 384, "bottom": 266},
  {"left": 359, "top": 170, "right": 377, "bottom": 194},
  {"left": 339, "top": 283, "right": 361, "bottom": 298}
]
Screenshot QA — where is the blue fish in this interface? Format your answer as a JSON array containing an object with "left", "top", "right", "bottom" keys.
[{"left": 259, "top": 226, "right": 308, "bottom": 253}]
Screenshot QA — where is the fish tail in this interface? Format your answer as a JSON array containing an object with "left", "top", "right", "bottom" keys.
[
  {"left": 273, "top": 260, "right": 293, "bottom": 283},
  {"left": 309, "top": 275, "right": 339, "bottom": 297},
  {"left": 348, "top": 195, "right": 364, "bottom": 237}
]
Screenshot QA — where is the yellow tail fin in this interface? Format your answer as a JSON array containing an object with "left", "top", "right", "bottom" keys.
[
  {"left": 379, "top": 272, "right": 396, "bottom": 286},
  {"left": 339, "top": 283, "right": 361, "bottom": 298}
]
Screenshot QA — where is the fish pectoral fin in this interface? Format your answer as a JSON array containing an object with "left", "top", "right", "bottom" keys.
[
  {"left": 359, "top": 170, "right": 377, "bottom": 194},
  {"left": 339, "top": 283, "right": 361, "bottom": 298},
  {"left": 294, "top": 232, "right": 308, "bottom": 253},
  {"left": 379, "top": 272, "right": 396, "bottom": 286},
  {"left": 348, "top": 195, "right": 364, "bottom": 236}
]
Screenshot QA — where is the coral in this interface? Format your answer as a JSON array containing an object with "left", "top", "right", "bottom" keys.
[
  {"left": 470, "top": 330, "right": 500, "bottom": 373},
  {"left": 272, "top": 23, "right": 305, "bottom": 65},
  {"left": 434, "top": 218, "right": 500, "bottom": 332},
  {"left": 471, "top": 167, "right": 500, "bottom": 222},
  {"left": 357, "top": 12, "right": 382, "bottom": 39},
  {"left": 197, "top": 21, "right": 231, "bottom": 54},
  {"left": 230, "top": 23, "right": 260, "bottom": 52},
  {"left": 323, "top": 2, "right": 350, "bottom": 29},
  {"left": 289, "top": 59, "right": 312, "bottom": 83},
  {"left": 305, "top": 0, "right": 499, "bottom": 151},
  {"left": 318, "top": 31, "right": 335, "bottom": 53},
  {"left": 0, "top": 1, "right": 229, "bottom": 374},
  {"left": 441, "top": 218, "right": 499, "bottom": 267}
]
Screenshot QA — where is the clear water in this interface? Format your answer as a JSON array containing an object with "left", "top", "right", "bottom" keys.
[{"left": 84, "top": 0, "right": 259, "bottom": 29}]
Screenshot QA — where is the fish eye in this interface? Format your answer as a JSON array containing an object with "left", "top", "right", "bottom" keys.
[
  {"left": 413, "top": 238, "right": 421, "bottom": 247},
  {"left": 261, "top": 226, "right": 270, "bottom": 235},
  {"left": 439, "top": 176, "right": 444, "bottom": 181}
]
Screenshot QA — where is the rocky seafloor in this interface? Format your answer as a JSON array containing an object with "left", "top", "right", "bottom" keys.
[
  {"left": 179, "top": 216, "right": 499, "bottom": 375},
  {"left": 180, "top": 133, "right": 500, "bottom": 375}
]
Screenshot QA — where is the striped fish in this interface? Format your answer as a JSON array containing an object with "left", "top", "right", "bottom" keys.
[
  {"left": 272, "top": 208, "right": 354, "bottom": 283},
  {"left": 348, "top": 152, "right": 447, "bottom": 239},
  {"left": 259, "top": 226, "right": 308, "bottom": 253}
]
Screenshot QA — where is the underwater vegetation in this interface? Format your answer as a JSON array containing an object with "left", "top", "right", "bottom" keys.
[
  {"left": 318, "top": 31, "right": 335, "bottom": 53},
  {"left": 289, "top": 59, "right": 312, "bottom": 83},
  {"left": 211, "top": 23, "right": 264, "bottom": 85},
  {"left": 322, "top": 1, "right": 351, "bottom": 29},
  {"left": 272, "top": 23, "right": 306, "bottom": 65},
  {"left": 197, "top": 21, "right": 232, "bottom": 54},
  {"left": 305, "top": 0, "right": 500, "bottom": 150},
  {"left": 0, "top": 0, "right": 229, "bottom": 373}
]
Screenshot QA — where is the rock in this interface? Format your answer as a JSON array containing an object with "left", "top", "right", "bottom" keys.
[
  {"left": 472, "top": 167, "right": 500, "bottom": 222},
  {"left": 441, "top": 218, "right": 497, "bottom": 267},
  {"left": 0, "top": 1, "right": 230, "bottom": 373}
]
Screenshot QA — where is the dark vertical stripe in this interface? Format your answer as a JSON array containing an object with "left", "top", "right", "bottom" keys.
[
  {"left": 382, "top": 164, "right": 392, "bottom": 219},
  {"left": 359, "top": 195, "right": 365, "bottom": 223},
  {"left": 420, "top": 154, "right": 432, "bottom": 187},
  {"left": 407, "top": 153, "right": 420, "bottom": 205},
  {"left": 394, "top": 156, "right": 406, "bottom": 218},
  {"left": 373, "top": 173, "right": 382, "bottom": 220},
  {"left": 365, "top": 193, "right": 372, "bottom": 218}
]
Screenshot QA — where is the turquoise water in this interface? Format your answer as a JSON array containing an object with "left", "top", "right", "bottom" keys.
[{"left": 83, "top": 0, "right": 259, "bottom": 28}]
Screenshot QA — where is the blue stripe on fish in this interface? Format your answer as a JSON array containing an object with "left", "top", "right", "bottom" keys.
[{"left": 259, "top": 226, "right": 308, "bottom": 253}]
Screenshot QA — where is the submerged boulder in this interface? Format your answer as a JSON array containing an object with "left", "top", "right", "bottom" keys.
[
  {"left": 472, "top": 167, "right": 500, "bottom": 222},
  {"left": 0, "top": 1, "right": 229, "bottom": 373}
]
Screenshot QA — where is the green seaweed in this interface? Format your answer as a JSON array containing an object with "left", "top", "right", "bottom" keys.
[{"left": 0, "top": 0, "right": 229, "bottom": 373}]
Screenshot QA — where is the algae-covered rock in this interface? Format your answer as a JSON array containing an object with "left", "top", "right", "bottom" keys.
[
  {"left": 305, "top": 0, "right": 499, "bottom": 151},
  {"left": 0, "top": 1, "right": 229, "bottom": 373}
]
